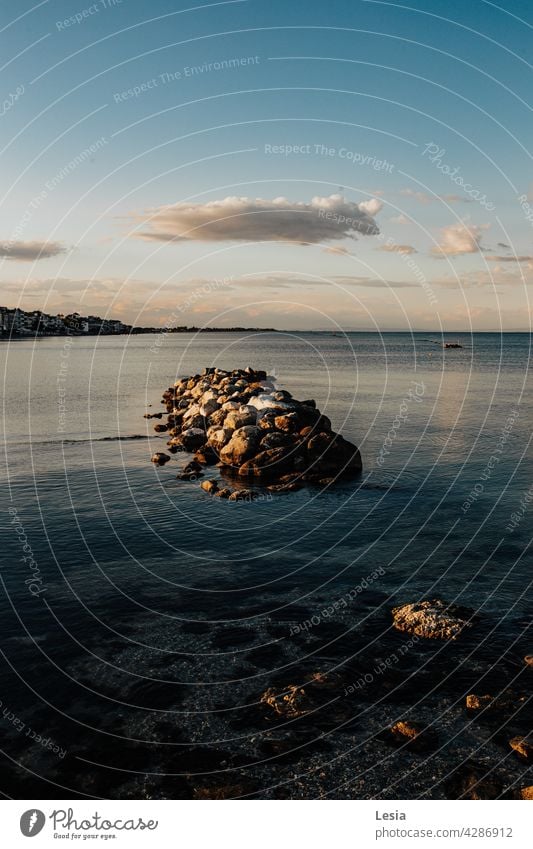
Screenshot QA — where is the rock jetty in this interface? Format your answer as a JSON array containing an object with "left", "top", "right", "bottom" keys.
[{"left": 149, "top": 367, "right": 361, "bottom": 497}]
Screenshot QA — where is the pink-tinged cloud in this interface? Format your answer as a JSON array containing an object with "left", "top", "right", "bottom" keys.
[
  {"left": 0, "top": 240, "right": 66, "bottom": 261},
  {"left": 431, "top": 223, "right": 485, "bottom": 257},
  {"left": 400, "top": 189, "right": 472, "bottom": 205},
  {"left": 400, "top": 189, "right": 433, "bottom": 205},
  {"left": 378, "top": 243, "right": 417, "bottom": 254},
  {"left": 323, "top": 245, "right": 352, "bottom": 255},
  {"left": 358, "top": 198, "right": 383, "bottom": 217},
  {"left": 133, "top": 194, "right": 380, "bottom": 245},
  {"left": 485, "top": 254, "right": 533, "bottom": 263}
]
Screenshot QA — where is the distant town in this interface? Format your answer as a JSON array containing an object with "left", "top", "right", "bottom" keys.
[{"left": 0, "top": 307, "right": 276, "bottom": 337}]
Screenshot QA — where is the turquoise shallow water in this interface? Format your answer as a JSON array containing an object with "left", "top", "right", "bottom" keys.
[{"left": 1, "top": 331, "right": 532, "bottom": 798}]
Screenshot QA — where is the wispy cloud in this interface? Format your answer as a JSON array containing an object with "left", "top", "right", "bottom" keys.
[
  {"left": 333, "top": 276, "right": 418, "bottom": 289},
  {"left": 323, "top": 245, "right": 352, "bottom": 255},
  {"left": 378, "top": 243, "right": 417, "bottom": 255},
  {"left": 131, "top": 194, "right": 381, "bottom": 245},
  {"left": 400, "top": 189, "right": 472, "bottom": 205},
  {"left": 485, "top": 254, "right": 533, "bottom": 263}
]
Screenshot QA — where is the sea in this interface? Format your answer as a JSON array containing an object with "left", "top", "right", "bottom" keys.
[{"left": 1, "top": 331, "right": 531, "bottom": 799}]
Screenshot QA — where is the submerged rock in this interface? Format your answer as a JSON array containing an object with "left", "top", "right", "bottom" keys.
[
  {"left": 517, "top": 786, "right": 533, "bottom": 799},
  {"left": 228, "top": 489, "right": 257, "bottom": 502},
  {"left": 466, "top": 692, "right": 525, "bottom": 716},
  {"left": 445, "top": 766, "right": 505, "bottom": 800},
  {"left": 267, "top": 482, "right": 302, "bottom": 493},
  {"left": 392, "top": 599, "right": 475, "bottom": 640},
  {"left": 215, "top": 487, "right": 233, "bottom": 499},
  {"left": 387, "top": 720, "right": 438, "bottom": 753},
  {"left": 466, "top": 694, "right": 492, "bottom": 711},
  {"left": 259, "top": 672, "right": 344, "bottom": 719},
  {"left": 509, "top": 736, "right": 533, "bottom": 761},
  {"left": 260, "top": 685, "right": 309, "bottom": 718}
]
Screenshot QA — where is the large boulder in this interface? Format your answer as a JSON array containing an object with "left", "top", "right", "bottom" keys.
[
  {"left": 260, "top": 432, "right": 295, "bottom": 450},
  {"left": 248, "top": 393, "right": 294, "bottom": 417},
  {"left": 207, "top": 426, "right": 233, "bottom": 451},
  {"left": 274, "top": 412, "right": 300, "bottom": 432},
  {"left": 238, "top": 446, "right": 294, "bottom": 480},
  {"left": 258, "top": 412, "right": 277, "bottom": 431},
  {"left": 180, "top": 427, "right": 207, "bottom": 452},
  {"left": 200, "top": 398, "right": 220, "bottom": 417},
  {"left": 224, "top": 406, "right": 257, "bottom": 430},
  {"left": 219, "top": 426, "right": 261, "bottom": 467},
  {"left": 306, "top": 432, "right": 361, "bottom": 476},
  {"left": 207, "top": 408, "right": 227, "bottom": 427}
]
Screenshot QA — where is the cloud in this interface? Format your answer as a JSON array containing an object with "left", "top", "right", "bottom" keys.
[
  {"left": 400, "top": 189, "right": 472, "bottom": 205},
  {"left": 389, "top": 214, "right": 410, "bottom": 224},
  {"left": 358, "top": 198, "right": 383, "bottom": 216},
  {"left": 400, "top": 189, "right": 433, "bottom": 205},
  {"left": 431, "top": 223, "right": 486, "bottom": 257},
  {"left": 440, "top": 194, "right": 473, "bottom": 204},
  {"left": 323, "top": 245, "right": 352, "bottom": 255},
  {"left": 485, "top": 255, "right": 533, "bottom": 263},
  {"left": 235, "top": 275, "right": 327, "bottom": 289},
  {"left": 0, "top": 240, "right": 67, "bottom": 261},
  {"left": 378, "top": 243, "right": 417, "bottom": 255},
  {"left": 133, "top": 194, "right": 381, "bottom": 245},
  {"left": 333, "top": 276, "right": 418, "bottom": 289}
]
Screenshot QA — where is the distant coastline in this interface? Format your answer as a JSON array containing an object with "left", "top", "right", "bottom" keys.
[
  {"left": 0, "top": 305, "right": 277, "bottom": 338},
  {"left": 0, "top": 307, "right": 530, "bottom": 337}
]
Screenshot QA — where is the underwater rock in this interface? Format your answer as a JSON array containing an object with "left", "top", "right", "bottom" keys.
[
  {"left": 387, "top": 720, "right": 438, "bottom": 753},
  {"left": 392, "top": 599, "right": 475, "bottom": 640},
  {"left": 509, "top": 736, "right": 533, "bottom": 761}
]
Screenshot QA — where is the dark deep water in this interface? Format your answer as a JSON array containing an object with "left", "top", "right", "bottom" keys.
[{"left": 1, "top": 331, "right": 532, "bottom": 799}]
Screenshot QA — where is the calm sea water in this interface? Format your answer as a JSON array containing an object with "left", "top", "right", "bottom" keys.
[{"left": 1, "top": 331, "right": 531, "bottom": 799}]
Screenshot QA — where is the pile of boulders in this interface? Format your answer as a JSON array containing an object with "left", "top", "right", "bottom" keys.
[{"left": 149, "top": 366, "right": 361, "bottom": 497}]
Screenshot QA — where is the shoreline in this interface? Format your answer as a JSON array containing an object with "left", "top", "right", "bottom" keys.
[{"left": 1, "top": 328, "right": 531, "bottom": 340}]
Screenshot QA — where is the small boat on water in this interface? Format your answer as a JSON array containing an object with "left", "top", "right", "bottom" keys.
[{"left": 444, "top": 342, "right": 463, "bottom": 349}]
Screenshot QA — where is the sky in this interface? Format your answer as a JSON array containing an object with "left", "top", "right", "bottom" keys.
[{"left": 0, "top": 0, "right": 532, "bottom": 331}]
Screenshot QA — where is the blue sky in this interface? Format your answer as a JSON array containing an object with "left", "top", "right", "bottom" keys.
[{"left": 1, "top": 0, "right": 532, "bottom": 329}]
